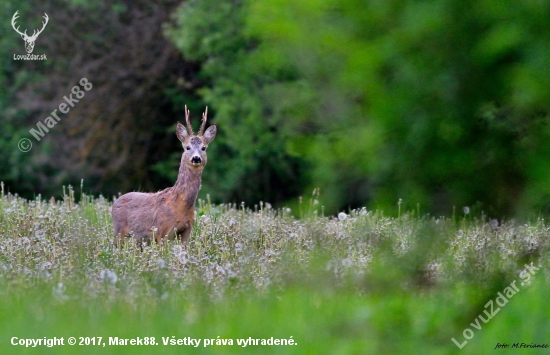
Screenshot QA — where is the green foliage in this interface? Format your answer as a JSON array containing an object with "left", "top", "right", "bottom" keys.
[
  {"left": 246, "top": 0, "right": 550, "bottom": 214},
  {"left": 168, "top": 0, "right": 550, "bottom": 214},
  {"left": 3, "top": 0, "right": 550, "bottom": 216},
  {"left": 166, "top": 0, "right": 310, "bottom": 205},
  {"left": 1, "top": 0, "right": 186, "bottom": 199},
  {"left": 0, "top": 1, "right": 41, "bottom": 194}
]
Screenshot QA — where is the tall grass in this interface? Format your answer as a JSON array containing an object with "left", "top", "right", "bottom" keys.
[{"left": 0, "top": 187, "right": 549, "bottom": 354}]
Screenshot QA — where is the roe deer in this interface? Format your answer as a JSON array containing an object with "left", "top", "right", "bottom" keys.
[{"left": 112, "top": 106, "right": 217, "bottom": 246}]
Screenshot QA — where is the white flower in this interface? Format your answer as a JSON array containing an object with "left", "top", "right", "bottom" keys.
[
  {"left": 100, "top": 269, "right": 117, "bottom": 284},
  {"left": 463, "top": 206, "right": 470, "bottom": 215},
  {"left": 172, "top": 245, "right": 183, "bottom": 255},
  {"left": 341, "top": 258, "right": 353, "bottom": 268},
  {"left": 53, "top": 282, "right": 68, "bottom": 301},
  {"left": 158, "top": 258, "right": 166, "bottom": 268},
  {"left": 177, "top": 253, "right": 188, "bottom": 265},
  {"left": 326, "top": 260, "right": 338, "bottom": 271},
  {"left": 265, "top": 249, "right": 279, "bottom": 257},
  {"left": 338, "top": 212, "right": 347, "bottom": 221},
  {"left": 209, "top": 208, "right": 220, "bottom": 216}
]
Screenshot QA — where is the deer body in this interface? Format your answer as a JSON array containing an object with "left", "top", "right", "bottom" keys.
[{"left": 112, "top": 107, "right": 216, "bottom": 246}]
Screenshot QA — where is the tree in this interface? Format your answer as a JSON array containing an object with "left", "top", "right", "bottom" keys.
[
  {"left": 166, "top": 0, "right": 309, "bottom": 205},
  {"left": 2, "top": 0, "right": 191, "bottom": 198},
  {"left": 245, "top": 0, "right": 550, "bottom": 214}
]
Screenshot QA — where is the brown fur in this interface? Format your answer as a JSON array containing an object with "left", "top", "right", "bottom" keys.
[{"left": 111, "top": 110, "right": 217, "bottom": 246}]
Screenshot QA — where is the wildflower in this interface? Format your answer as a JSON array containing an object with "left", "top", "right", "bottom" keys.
[
  {"left": 100, "top": 269, "right": 117, "bottom": 284},
  {"left": 341, "top": 258, "right": 353, "bottom": 268},
  {"left": 40, "top": 262, "right": 52, "bottom": 270},
  {"left": 326, "top": 260, "right": 338, "bottom": 271},
  {"left": 53, "top": 282, "right": 68, "bottom": 300},
  {"left": 158, "top": 258, "right": 166, "bottom": 268},
  {"left": 35, "top": 230, "right": 46, "bottom": 239},
  {"left": 172, "top": 245, "right": 183, "bottom": 255},
  {"left": 177, "top": 253, "right": 188, "bottom": 265},
  {"left": 338, "top": 212, "right": 347, "bottom": 221},
  {"left": 463, "top": 206, "right": 470, "bottom": 215},
  {"left": 264, "top": 249, "right": 279, "bottom": 257}
]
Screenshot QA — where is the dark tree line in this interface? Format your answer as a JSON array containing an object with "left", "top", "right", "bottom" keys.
[{"left": 2, "top": 0, "right": 550, "bottom": 216}]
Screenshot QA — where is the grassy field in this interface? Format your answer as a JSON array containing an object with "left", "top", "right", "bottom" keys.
[{"left": 0, "top": 186, "right": 549, "bottom": 354}]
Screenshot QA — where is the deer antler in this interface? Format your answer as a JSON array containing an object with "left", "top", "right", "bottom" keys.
[
  {"left": 11, "top": 11, "right": 27, "bottom": 37},
  {"left": 185, "top": 105, "right": 194, "bottom": 135},
  {"left": 30, "top": 13, "right": 49, "bottom": 39},
  {"left": 199, "top": 107, "right": 208, "bottom": 135}
]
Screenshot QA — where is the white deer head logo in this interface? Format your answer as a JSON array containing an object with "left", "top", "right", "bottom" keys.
[{"left": 11, "top": 11, "right": 49, "bottom": 54}]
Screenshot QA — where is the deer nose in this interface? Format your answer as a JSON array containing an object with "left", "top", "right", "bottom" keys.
[{"left": 191, "top": 156, "right": 202, "bottom": 165}]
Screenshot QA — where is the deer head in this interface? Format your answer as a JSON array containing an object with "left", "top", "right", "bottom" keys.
[
  {"left": 176, "top": 106, "right": 217, "bottom": 169},
  {"left": 11, "top": 11, "right": 49, "bottom": 54}
]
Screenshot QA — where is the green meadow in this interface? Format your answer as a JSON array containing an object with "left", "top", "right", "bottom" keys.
[{"left": 0, "top": 187, "right": 548, "bottom": 354}]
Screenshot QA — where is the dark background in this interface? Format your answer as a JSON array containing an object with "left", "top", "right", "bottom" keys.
[{"left": 2, "top": 0, "right": 550, "bottom": 216}]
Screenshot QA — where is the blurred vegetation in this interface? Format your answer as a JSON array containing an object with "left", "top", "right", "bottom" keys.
[
  {"left": 2, "top": 0, "right": 550, "bottom": 215},
  {"left": 0, "top": 190, "right": 549, "bottom": 353},
  {"left": 165, "top": 0, "right": 310, "bottom": 205},
  {"left": 167, "top": 0, "right": 550, "bottom": 215},
  {"left": 1, "top": 0, "right": 191, "bottom": 198}
]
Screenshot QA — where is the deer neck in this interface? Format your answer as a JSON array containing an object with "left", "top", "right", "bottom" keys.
[{"left": 173, "top": 159, "right": 203, "bottom": 208}]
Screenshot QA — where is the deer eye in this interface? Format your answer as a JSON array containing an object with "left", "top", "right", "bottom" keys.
[
  {"left": 201, "top": 147, "right": 206, "bottom": 151},
  {"left": 186, "top": 146, "right": 190, "bottom": 150}
]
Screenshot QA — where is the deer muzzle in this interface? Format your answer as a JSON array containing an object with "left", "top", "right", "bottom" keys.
[{"left": 191, "top": 156, "right": 202, "bottom": 165}]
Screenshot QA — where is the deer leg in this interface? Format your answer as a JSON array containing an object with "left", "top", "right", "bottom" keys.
[
  {"left": 179, "top": 223, "right": 194, "bottom": 248},
  {"left": 154, "top": 229, "right": 165, "bottom": 246},
  {"left": 114, "top": 226, "right": 130, "bottom": 248}
]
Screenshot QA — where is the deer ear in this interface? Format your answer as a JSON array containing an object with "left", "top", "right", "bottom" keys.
[
  {"left": 176, "top": 122, "right": 188, "bottom": 142},
  {"left": 203, "top": 124, "right": 217, "bottom": 144}
]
